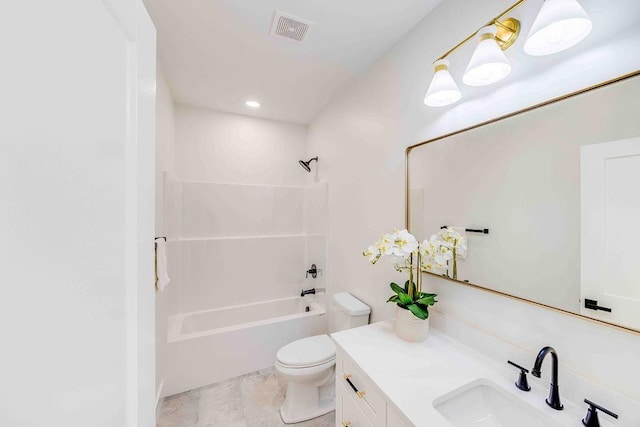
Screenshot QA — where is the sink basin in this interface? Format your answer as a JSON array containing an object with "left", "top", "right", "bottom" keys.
[{"left": 433, "top": 379, "right": 562, "bottom": 427}]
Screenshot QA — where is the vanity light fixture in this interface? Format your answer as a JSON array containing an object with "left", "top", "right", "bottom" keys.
[
  {"left": 463, "top": 25, "right": 513, "bottom": 87},
  {"left": 523, "top": 0, "right": 593, "bottom": 56},
  {"left": 424, "top": 59, "right": 461, "bottom": 106},
  {"left": 423, "top": 0, "right": 592, "bottom": 107}
]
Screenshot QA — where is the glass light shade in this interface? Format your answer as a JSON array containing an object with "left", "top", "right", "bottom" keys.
[
  {"left": 424, "top": 59, "right": 461, "bottom": 107},
  {"left": 524, "top": 0, "right": 593, "bottom": 56},
  {"left": 463, "top": 26, "right": 511, "bottom": 87}
]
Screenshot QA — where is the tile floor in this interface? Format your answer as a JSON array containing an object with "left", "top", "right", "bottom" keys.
[{"left": 158, "top": 367, "right": 335, "bottom": 427}]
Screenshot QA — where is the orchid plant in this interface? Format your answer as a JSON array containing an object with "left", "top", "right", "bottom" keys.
[
  {"left": 363, "top": 227, "right": 467, "bottom": 320},
  {"left": 421, "top": 227, "right": 467, "bottom": 280},
  {"left": 363, "top": 229, "right": 437, "bottom": 320}
]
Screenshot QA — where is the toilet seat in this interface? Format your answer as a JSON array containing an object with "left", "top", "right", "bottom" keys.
[{"left": 276, "top": 334, "right": 336, "bottom": 368}]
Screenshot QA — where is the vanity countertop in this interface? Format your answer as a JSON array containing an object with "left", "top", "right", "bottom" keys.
[{"left": 331, "top": 320, "right": 590, "bottom": 427}]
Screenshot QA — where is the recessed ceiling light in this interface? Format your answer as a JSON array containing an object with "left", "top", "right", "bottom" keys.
[{"left": 245, "top": 100, "right": 260, "bottom": 108}]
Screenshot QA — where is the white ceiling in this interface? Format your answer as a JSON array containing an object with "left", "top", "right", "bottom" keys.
[{"left": 143, "top": 0, "right": 442, "bottom": 124}]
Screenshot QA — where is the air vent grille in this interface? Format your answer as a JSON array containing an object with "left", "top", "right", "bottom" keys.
[{"left": 271, "top": 12, "right": 312, "bottom": 43}]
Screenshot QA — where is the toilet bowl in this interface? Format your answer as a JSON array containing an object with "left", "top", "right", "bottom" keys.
[
  {"left": 275, "top": 334, "right": 337, "bottom": 424},
  {"left": 275, "top": 292, "right": 370, "bottom": 424}
]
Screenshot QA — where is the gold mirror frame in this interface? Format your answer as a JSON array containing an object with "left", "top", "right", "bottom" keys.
[{"left": 405, "top": 69, "right": 640, "bottom": 336}]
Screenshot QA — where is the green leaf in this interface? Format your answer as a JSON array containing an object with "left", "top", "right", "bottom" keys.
[
  {"left": 416, "top": 295, "right": 437, "bottom": 306},
  {"left": 386, "top": 295, "right": 399, "bottom": 303},
  {"left": 390, "top": 282, "right": 406, "bottom": 296},
  {"left": 404, "top": 280, "right": 410, "bottom": 293},
  {"left": 419, "top": 292, "right": 437, "bottom": 298},
  {"left": 398, "top": 292, "right": 413, "bottom": 305},
  {"left": 407, "top": 304, "right": 428, "bottom": 320}
]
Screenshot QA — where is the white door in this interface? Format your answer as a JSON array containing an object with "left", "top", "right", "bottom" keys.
[
  {"left": 581, "top": 137, "right": 640, "bottom": 329},
  {"left": 0, "top": 1, "right": 156, "bottom": 426}
]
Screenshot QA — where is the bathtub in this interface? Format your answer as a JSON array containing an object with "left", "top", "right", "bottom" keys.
[{"left": 164, "top": 296, "right": 327, "bottom": 396}]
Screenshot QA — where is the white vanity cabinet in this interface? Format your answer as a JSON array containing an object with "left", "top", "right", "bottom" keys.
[
  {"left": 332, "top": 321, "right": 634, "bottom": 427},
  {"left": 335, "top": 347, "right": 413, "bottom": 427}
]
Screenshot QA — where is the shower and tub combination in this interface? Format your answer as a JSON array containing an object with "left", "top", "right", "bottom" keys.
[{"left": 161, "top": 157, "right": 328, "bottom": 396}]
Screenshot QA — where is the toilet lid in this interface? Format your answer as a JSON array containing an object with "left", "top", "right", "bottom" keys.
[{"left": 277, "top": 334, "right": 336, "bottom": 367}]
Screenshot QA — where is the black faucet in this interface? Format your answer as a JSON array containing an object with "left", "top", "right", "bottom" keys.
[
  {"left": 531, "top": 346, "right": 563, "bottom": 410},
  {"left": 301, "top": 288, "right": 316, "bottom": 297}
]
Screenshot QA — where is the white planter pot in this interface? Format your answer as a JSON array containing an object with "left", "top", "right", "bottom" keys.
[{"left": 395, "top": 306, "right": 430, "bottom": 343}]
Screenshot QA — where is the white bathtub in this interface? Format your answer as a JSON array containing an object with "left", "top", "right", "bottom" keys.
[{"left": 165, "top": 296, "right": 327, "bottom": 396}]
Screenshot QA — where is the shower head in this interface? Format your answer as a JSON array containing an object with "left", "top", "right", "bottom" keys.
[{"left": 298, "top": 157, "right": 318, "bottom": 173}]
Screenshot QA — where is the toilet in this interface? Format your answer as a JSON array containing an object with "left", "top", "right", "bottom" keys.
[{"left": 275, "top": 292, "right": 371, "bottom": 424}]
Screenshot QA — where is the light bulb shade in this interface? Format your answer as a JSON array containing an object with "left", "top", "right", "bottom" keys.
[
  {"left": 424, "top": 59, "right": 461, "bottom": 107},
  {"left": 463, "top": 26, "right": 511, "bottom": 87},
  {"left": 524, "top": 0, "right": 592, "bottom": 56}
]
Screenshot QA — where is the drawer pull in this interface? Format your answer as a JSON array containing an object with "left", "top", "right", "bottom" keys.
[
  {"left": 343, "top": 374, "right": 367, "bottom": 398},
  {"left": 342, "top": 422, "right": 352, "bottom": 427}
]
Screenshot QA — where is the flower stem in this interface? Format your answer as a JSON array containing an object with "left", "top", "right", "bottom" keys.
[
  {"left": 452, "top": 247, "right": 457, "bottom": 280},
  {"left": 408, "top": 253, "right": 415, "bottom": 298},
  {"left": 417, "top": 250, "right": 422, "bottom": 295}
]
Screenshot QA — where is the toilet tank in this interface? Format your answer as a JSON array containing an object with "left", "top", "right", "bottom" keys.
[{"left": 331, "top": 292, "right": 371, "bottom": 332}]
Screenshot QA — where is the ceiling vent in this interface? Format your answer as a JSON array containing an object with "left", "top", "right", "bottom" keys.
[{"left": 270, "top": 11, "right": 312, "bottom": 43}]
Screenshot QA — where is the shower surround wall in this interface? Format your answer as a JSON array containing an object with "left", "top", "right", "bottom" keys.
[{"left": 161, "top": 106, "right": 327, "bottom": 394}]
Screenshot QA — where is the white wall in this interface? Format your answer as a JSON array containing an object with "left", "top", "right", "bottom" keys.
[
  {"left": 0, "top": 1, "right": 156, "bottom": 426},
  {"left": 308, "top": 0, "right": 640, "bottom": 417},
  {"left": 154, "top": 66, "right": 175, "bottom": 409}
]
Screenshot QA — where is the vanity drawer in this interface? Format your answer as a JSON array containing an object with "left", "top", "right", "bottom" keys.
[
  {"left": 336, "top": 380, "right": 374, "bottom": 427},
  {"left": 337, "top": 352, "right": 385, "bottom": 425}
]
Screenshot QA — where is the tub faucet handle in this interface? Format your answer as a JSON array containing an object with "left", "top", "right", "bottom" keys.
[{"left": 306, "top": 264, "right": 318, "bottom": 278}]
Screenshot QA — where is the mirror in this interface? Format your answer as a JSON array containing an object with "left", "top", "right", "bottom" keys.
[{"left": 407, "top": 72, "right": 640, "bottom": 332}]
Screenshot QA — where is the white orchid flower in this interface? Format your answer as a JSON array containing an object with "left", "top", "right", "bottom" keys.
[
  {"left": 378, "top": 233, "right": 397, "bottom": 255},
  {"left": 418, "top": 240, "right": 432, "bottom": 257},
  {"left": 456, "top": 239, "right": 467, "bottom": 258},
  {"left": 395, "top": 229, "right": 418, "bottom": 256},
  {"left": 422, "top": 261, "right": 446, "bottom": 274},
  {"left": 363, "top": 245, "right": 381, "bottom": 264},
  {"left": 429, "top": 233, "right": 441, "bottom": 245},
  {"left": 434, "top": 249, "right": 453, "bottom": 264},
  {"left": 364, "top": 228, "right": 420, "bottom": 265},
  {"left": 439, "top": 227, "right": 464, "bottom": 244}
]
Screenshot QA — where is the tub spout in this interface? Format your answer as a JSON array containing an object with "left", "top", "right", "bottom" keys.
[{"left": 301, "top": 288, "right": 316, "bottom": 297}]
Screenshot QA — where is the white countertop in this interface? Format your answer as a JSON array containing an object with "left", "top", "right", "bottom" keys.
[{"left": 331, "top": 320, "right": 591, "bottom": 427}]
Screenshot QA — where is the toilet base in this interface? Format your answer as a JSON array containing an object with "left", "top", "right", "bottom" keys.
[
  {"left": 280, "top": 398, "right": 335, "bottom": 424},
  {"left": 279, "top": 375, "right": 335, "bottom": 424}
]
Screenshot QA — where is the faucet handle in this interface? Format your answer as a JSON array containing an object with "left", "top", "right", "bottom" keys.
[
  {"left": 582, "top": 399, "right": 618, "bottom": 427},
  {"left": 507, "top": 360, "right": 531, "bottom": 392},
  {"left": 306, "top": 264, "right": 318, "bottom": 279}
]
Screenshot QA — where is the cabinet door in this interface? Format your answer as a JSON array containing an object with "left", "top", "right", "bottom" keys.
[{"left": 336, "top": 380, "right": 374, "bottom": 427}]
